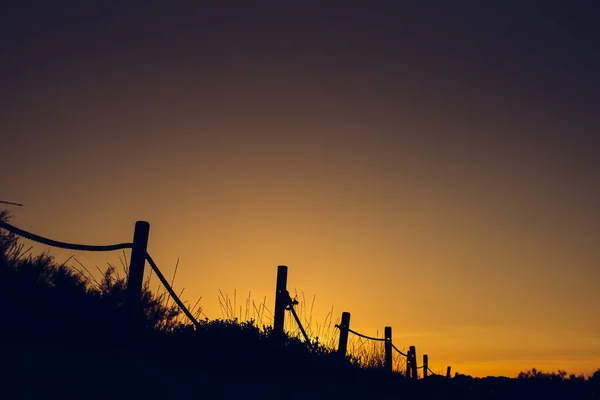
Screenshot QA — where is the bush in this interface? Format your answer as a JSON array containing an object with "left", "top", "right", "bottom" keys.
[{"left": 0, "top": 211, "right": 180, "bottom": 343}]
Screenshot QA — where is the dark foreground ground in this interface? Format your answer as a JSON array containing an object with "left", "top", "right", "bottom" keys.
[{"left": 4, "top": 337, "right": 599, "bottom": 400}]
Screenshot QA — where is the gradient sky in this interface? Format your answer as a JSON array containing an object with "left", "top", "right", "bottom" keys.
[{"left": 1, "top": 1, "right": 599, "bottom": 378}]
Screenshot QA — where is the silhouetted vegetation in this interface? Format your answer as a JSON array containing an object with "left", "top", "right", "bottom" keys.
[{"left": 1, "top": 210, "right": 599, "bottom": 399}]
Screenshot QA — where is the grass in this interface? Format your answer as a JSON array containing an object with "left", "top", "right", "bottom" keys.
[{"left": 215, "top": 288, "right": 403, "bottom": 373}]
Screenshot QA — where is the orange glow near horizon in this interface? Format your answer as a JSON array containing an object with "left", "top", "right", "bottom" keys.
[{"left": 1, "top": 2, "right": 599, "bottom": 379}]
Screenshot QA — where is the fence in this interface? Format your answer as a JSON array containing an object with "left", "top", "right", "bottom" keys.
[
  {"left": 0, "top": 219, "right": 453, "bottom": 379},
  {"left": 274, "top": 265, "right": 453, "bottom": 379},
  {"left": 0, "top": 219, "right": 200, "bottom": 329}
]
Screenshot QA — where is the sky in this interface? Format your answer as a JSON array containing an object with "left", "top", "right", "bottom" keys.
[{"left": 1, "top": 1, "right": 599, "bottom": 378}]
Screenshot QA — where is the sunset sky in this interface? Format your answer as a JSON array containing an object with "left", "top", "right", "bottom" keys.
[{"left": 1, "top": 1, "right": 599, "bottom": 378}]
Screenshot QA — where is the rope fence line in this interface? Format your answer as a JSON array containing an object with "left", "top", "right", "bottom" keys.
[
  {"left": 335, "top": 323, "right": 410, "bottom": 361},
  {"left": 333, "top": 311, "right": 451, "bottom": 379},
  {"left": 324, "top": 316, "right": 446, "bottom": 375},
  {"left": 0, "top": 220, "right": 133, "bottom": 252},
  {"left": 391, "top": 343, "right": 408, "bottom": 357},
  {"left": 0, "top": 219, "right": 199, "bottom": 329},
  {"left": 0, "top": 200, "right": 23, "bottom": 207},
  {"left": 145, "top": 254, "right": 200, "bottom": 329},
  {"left": 392, "top": 343, "right": 423, "bottom": 371},
  {"left": 346, "top": 327, "right": 387, "bottom": 342}
]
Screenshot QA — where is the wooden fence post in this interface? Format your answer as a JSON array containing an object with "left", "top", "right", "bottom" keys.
[
  {"left": 410, "top": 345, "right": 418, "bottom": 380},
  {"left": 446, "top": 366, "right": 452, "bottom": 378},
  {"left": 384, "top": 326, "right": 392, "bottom": 373},
  {"left": 423, "top": 354, "right": 428, "bottom": 378},
  {"left": 337, "top": 312, "right": 351, "bottom": 361},
  {"left": 405, "top": 347, "right": 411, "bottom": 378},
  {"left": 273, "top": 265, "right": 288, "bottom": 337},
  {"left": 126, "top": 221, "right": 150, "bottom": 321}
]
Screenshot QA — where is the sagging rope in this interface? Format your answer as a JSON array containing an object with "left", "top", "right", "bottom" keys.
[
  {"left": 391, "top": 343, "right": 408, "bottom": 356},
  {"left": 333, "top": 325, "right": 387, "bottom": 342},
  {"left": 0, "top": 219, "right": 200, "bottom": 329},
  {"left": 0, "top": 219, "right": 133, "bottom": 252},
  {"left": 335, "top": 323, "right": 410, "bottom": 358},
  {"left": 145, "top": 253, "right": 200, "bottom": 329},
  {"left": 282, "top": 290, "right": 314, "bottom": 351},
  {"left": 0, "top": 200, "right": 23, "bottom": 206}
]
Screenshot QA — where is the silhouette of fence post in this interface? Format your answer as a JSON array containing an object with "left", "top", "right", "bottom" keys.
[
  {"left": 405, "top": 347, "right": 412, "bottom": 378},
  {"left": 126, "top": 221, "right": 150, "bottom": 321},
  {"left": 423, "top": 354, "right": 428, "bottom": 378},
  {"left": 410, "top": 345, "right": 418, "bottom": 380},
  {"left": 337, "top": 312, "right": 351, "bottom": 361},
  {"left": 384, "top": 326, "right": 392, "bottom": 373},
  {"left": 274, "top": 265, "right": 288, "bottom": 338},
  {"left": 446, "top": 366, "right": 451, "bottom": 378}
]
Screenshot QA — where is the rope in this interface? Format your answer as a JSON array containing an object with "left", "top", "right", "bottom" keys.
[
  {"left": 286, "top": 299, "right": 314, "bottom": 351},
  {"left": 0, "top": 200, "right": 23, "bottom": 206},
  {"left": 346, "top": 327, "right": 386, "bottom": 342},
  {"left": 0, "top": 220, "right": 133, "bottom": 252},
  {"left": 391, "top": 343, "right": 407, "bottom": 356},
  {"left": 145, "top": 253, "right": 200, "bottom": 329}
]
